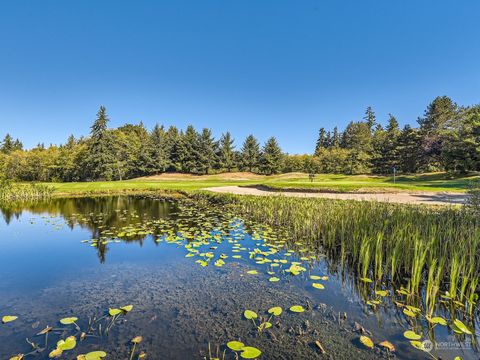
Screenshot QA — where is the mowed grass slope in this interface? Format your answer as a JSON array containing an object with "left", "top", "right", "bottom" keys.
[{"left": 46, "top": 172, "right": 479, "bottom": 195}]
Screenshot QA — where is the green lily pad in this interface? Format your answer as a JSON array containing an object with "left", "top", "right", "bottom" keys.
[
  {"left": 227, "top": 341, "right": 245, "bottom": 351},
  {"left": 269, "top": 277, "right": 280, "bottom": 282},
  {"left": 60, "top": 317, "right": 78, "bottom": 325},
  {"left": 83, "top": 351, "right": 108, "bottom": 360},
  {"left": 121, "top": 305, "right": 133, "bottom": 312},
  {"left": 57, "top": 336, "right": 76, "bottom": 351},
  {"left": 403, "top": 330, "right": 421, "bottom": 340},
  {"left": 453, "top": 319, "right": 472, "bottom": 335},
  {"left": 240, "top": 346, "right": 262, "bottom": 359},
  {"left": 289, "top": 305, "right": 305, "bottom": 313},
  {"left": 109, "top": 308, "right": 122, "bottom": 316},
  {"left": 267, "top": 306, "right": 282, "bottom": 316},
  {"left": 312, "top": 283, "right": 324, "bottom": 290},
  {"left": 244, "top": 310, "right": 258, "bottom": 320},
  {"left": 2, "top": 315, "right": 18, "bottom": 323},
  {"left": 247, "top": 270, "right": 258, "bottom": 275}
]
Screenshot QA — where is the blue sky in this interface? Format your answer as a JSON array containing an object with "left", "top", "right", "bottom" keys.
[{"left": 0, "top": 0, "right": 479, "bottom": 153}]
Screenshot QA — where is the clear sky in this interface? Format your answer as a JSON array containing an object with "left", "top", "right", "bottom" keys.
[{"left": 0, "top": 0, "right": 479, "bottom": 153}]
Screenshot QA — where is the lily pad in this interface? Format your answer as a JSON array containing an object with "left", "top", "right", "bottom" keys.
[
  {"left": 359, "top": 335, "right": 374, "bottom": 349},
  {"left": 244, "top": 310, "right": 258, "bottom": 320},
  {"left": 2, "top": 315, "right": 18, "bottom": 323},
  {"left": 269, "top": 277, "right": 280, "bottom": 282},
  {"left": 267, "top": 306, "right": 282, "bottom": 316},
  {"left": 240, "top": 346, "right": 262, "bottom": 359},
  {"left": 57, "top": 336, "right": 76, "bottom": 351},
  {"left": 227, "top": 341, "right": 245, "bottom": 351},
  {"left": 289, "top": 305, "right": 305, "bottom": 313},
  {"left": 403, "top": 330, "right": 421, "bottom": 340},
  {"left": 453, "top": 319, "right": 472, "bottom": 335},
  {"left": 121, "top": 305, "right": 133, "bottom": 312},
  {"left": 109, "top": 308, "right": 122, "bottom": 316},
  {"left": 60, "top": 317, "right": 78, "bottom": 325},
  {"left": 378, "top": 340, "right": 395, "bottom": 352},
  {"left": 312, "top": 283, "right": 325, "bottom": 290}
]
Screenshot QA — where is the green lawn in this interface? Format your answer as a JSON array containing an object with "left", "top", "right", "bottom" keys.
[{"left": 45, "top": 172, "right": 478, "bottom": 195}]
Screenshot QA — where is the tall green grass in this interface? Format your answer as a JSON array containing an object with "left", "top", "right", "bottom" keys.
[
  {"left": 0, "top": 180, "right": 54, "bottom": 202},
  {"left": 216, "top": 194, "right": 480, "bottom": 322}
]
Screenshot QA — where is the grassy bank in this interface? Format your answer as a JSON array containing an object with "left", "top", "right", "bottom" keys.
[{"left": 40, "top": 172, "right": 478, "bottom": 196}]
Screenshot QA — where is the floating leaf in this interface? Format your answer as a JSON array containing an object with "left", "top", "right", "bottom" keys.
[
  {"left": 359, "top": 335, "right": 374, "bottom": 349},
  {"left": 409, "top": 340, "right": 429, "bottom": 351},
  {"left": 427, "top": 316, "right": 447, "bottom": 326},
  {"left": 453, "top": 319, "right": 472, "bottom": 335},
  {"left": 258, "top": 322, "right": 272, "bottom": 331},
  {"left": 378, "top": 340, "right": 395, "bottom": 352},
  {"left": 312, "top": 283, "right": 324, "bottom": 290},
  {"left": 402, "top": 309, "right": 417, "bottom": 317},
  {"left": 360, "top": 277, "right": 372, "bottom": 283},
  {"left": 403, "top": 330, "right": 421, "bottom": 340},
  {"left": 289, "top": 305, "right": 305, "bottom": 313},
  {"left": 246, "top": 270, "right": 258, "bottom": 275},
  {"left": 57, "top": 336, "right": 76, "bottom": 351},
  {"left": 227, "top": 341, "right": 245, "bottom": 351},
  {"left": 9, "top": 355, "right": 24, "bottom": 360},
  {"left": 269, "top": 277, "right": 280, "bottom": 282},
  {"left": 267, "top": 306, "right": 282, "bottom": 316},
  {"left": 375, "top": 290, "right": 388, "bottom": 297},
  {"left": 109, "top": 308, "right": 122, "bottom": 316},
  {"left": 2, "top": 315, "right": 18, "bottom": 323},
  {"left": 240, "top": 346, "right": 262, "bottom": 359},
  {"left": 121, "top": 305, "right": 133, "bottom": 312},
  {"left": 310, "top": 275, "right": 321, "bottom": 280},
  {"left": 244, "top": 310, "right": 258, "bottom": 320},
  {"left": 49, "top": 348, "right": 63, "bottom": 358},
  {"left": 60, "top": 317, "right": 78, "bottom": 325},
  {"left": 78, "top": 351, "right": 108, "bottom": 360}
]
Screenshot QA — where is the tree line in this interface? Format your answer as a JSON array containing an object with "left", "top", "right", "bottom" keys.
[{"left": 0, "top": 96, "right": 479, "bottom": 182}]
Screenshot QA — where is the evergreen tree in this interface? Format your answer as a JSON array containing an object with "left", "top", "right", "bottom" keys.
[
  {"left": 260, "top": 137, "right": 283, "bottom": 175},
  {"left": 198, "top": 128, "right": 217, "bottom": 174},
  {"left": 331, "top": 127, "right": 340, "bottom": 147},
  {"left": 314, "top": 128, "right": 326, "bottom": 155},
  {"left": 87, "top": 106, "right": 116, "bottom": 180},
  {"left": 149, "top": 124, "right": 168, "bottom": 173},
  {"left": 1, "top": 134, "right": 15, "bottom": 154},
  {"left": 373, "top": 114, "right": 401, "bottom": 174},
  {"left": 397, "top": 125, "right": 421, "bottom": 173},
  {"left": 418, "top": 96, "right": 458, "bottom": 171},
  {"left": 240, "top": 135, "right": 260, "bottom": 172},
  {"left": 364, "top": 106, "right": 376, "bottom": 130},
  {"left": 178, "top": 125, "right": 200, "bottom": 173},
  {"left": 219, "top": 132, "right": 235, "bottom": 172}
]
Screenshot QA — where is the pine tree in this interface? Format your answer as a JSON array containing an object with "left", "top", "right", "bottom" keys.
[
  {"left": 364, "top": 106, "right": 376, "bottom": 130},
  {"left": 87, "top": 106, "right": 116, "bottom": 180},
  {"left": 314, "top": 128, "right": 326, "bottom": 155},
  {"left": 397, "top": 125, "right": 421, "bottom": 173},
  {"left": 1, "top": 134, "right": 15, "bottom": 154},
  {"left": 418, "top": 96, "right": 458, "bottom": 171},
  {"left": 179, "top": 125, "right": 200, "bottom": 173},
  {"left": 198, "top": 128, "right": 217, "bottom": 174},
  {"left": 260, "top": 137, "right": 283, "bottom": 175},
  {"left": 219, "top": 132, "right": 235, "bottom": 172},
  {"left": 149, "top": 124, "right": 168, "bottom": 173},
  {"left": 240, "top": 135, "right": 260, "bottom": 172},
  {"left": 331, "top": 127, "right": 340, "bottom": 147}
]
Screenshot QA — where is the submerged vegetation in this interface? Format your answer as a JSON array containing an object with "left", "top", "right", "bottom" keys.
[{"left": 1, "top": 193, "right": 479, "bottom": 359}]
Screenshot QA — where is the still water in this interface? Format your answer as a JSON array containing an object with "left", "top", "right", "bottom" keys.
[{"left": 0, "top": 196, "right": 477, "bottom": 359}]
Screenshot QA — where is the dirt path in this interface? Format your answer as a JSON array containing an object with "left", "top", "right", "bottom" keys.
[{"left": 205, "top": 186, "right": 467, "bottom": 206}]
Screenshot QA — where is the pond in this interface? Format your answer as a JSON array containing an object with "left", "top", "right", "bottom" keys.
[{"left": 0, "top": 195, "right": 477, "bottom": 359}]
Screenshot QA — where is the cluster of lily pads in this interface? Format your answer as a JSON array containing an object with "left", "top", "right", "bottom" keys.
[
  {"left": 19, "top": 195, "right": 479, "bottom": 359},
  {"left": 2, "top": 305, "right": 144, "bottom": 360}
]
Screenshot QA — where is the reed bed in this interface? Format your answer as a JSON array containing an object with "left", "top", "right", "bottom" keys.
[
  {"left": 0, "top": 181, "right": 54, "bottom": 202},
  {"left": 214, "top": 194, "right": 480, "bottom": 321}
]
